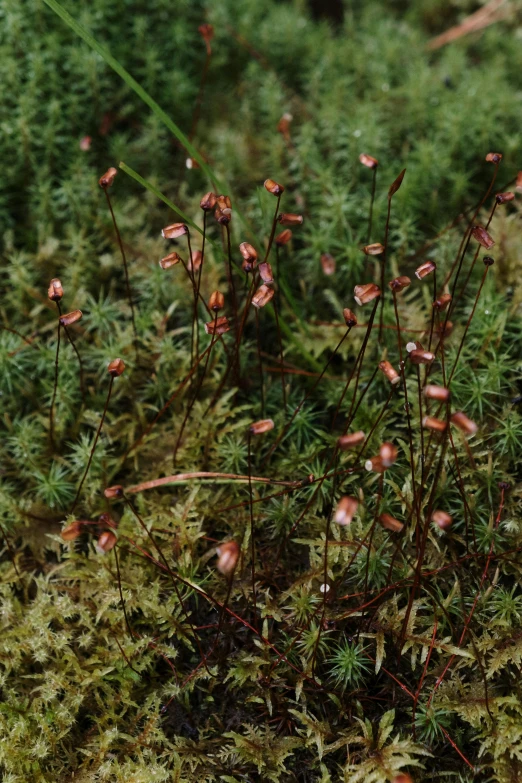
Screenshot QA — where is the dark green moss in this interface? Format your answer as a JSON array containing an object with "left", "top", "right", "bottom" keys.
[{"left": 1, "top": 1, "right": 522, "bottom": 781}]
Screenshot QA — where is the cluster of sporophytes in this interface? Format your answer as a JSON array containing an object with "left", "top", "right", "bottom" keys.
[{"left": 2, "top": 1, "right": 522, "bottom": 782}]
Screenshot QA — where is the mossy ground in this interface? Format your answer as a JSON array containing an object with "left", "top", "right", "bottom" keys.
[{"left": 1, "top": 1, "right": 522, "bottom": 781}]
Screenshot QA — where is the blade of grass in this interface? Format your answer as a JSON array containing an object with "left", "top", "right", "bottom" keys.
[
  {"left": 42, "top": 0, "right": 257, "bottom": 240},
  {"left": 42, "top": 0, "right": 220, "bottom": 188},
  {"left": 119, "top": 162, "right": 204, "bottom": 236}
]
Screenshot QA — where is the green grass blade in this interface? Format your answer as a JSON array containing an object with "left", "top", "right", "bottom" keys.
[
  {"left": 119, "top": 162, "right": 203, "bottom": 234},
  {"left": 42, "top": 0, "right": 221, "bottom": 190},
  {"left": 43, "top": 0, "right": 258, "bottom": 239},
  {"left": 120, "top": 161, "right": 225, "bottom": 255}
]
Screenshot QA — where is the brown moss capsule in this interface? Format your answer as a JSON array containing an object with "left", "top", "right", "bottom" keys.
[
  {"left": 277, "top": 112, "right": 293, "bottom": 141},
  {"left": 104, "top": 485, "right": 124, "bottom": 499},
  {"left": 483, "top": 255, "right": 495, "bottom": 267},
  {"left": 99, "top": 167, "right": 118, "bottom": 189},
  {"left": 48, "top": 278, "right": 64, "bottom": 302},
  {"left": 451, "top": 411, "right": 478, "bottom": 436},
  {"left": 250, "top": 419, "right": 274, "bottom": 435},
  {"left": 433, "top": 293, "right": 452, "bottom": 311},
  {"left": 188, "top": 250, "right": 202, "bottom": 273},
  {"left": 432, "top": 510, "right": 452, "bottom": 530},
  {"left": 516, "top": 171, "right": 522, "bottom": 193},
  {"left": 96, "top": 530, "right": 117, "bottom": 554},
  {"left": 98, "top": 512, "right": 116, "bottom": 529},
  {"left": 343, "top": 308, "right": 357, "bottom": 327},
  {"left": 198, "top": 23, "right": 214, "bottom": 44},
  {"left": 338, "top": 431, "right": 366, "bottom": 450},
  {"left": 379, "top": 513, "right": 404, "bottom": 533},
  {"left": 365, "top": 455, "right": 385, "bottom": 473},
  {"left": 239, "top": 242, "right": 258, "bottom": 273},
  {"left": 424, "top": 384, "right": 450, "bottom": 402},
  {"left": 363, "top": 242, "right": 384, "bottom": 256},
  {"left": 162, "top": 223, "right": 188, "bottom": 239},
  {"left": 471, "top": 225, "right": 495, "bottom": 249},
  {"left": 333, "top": 496, "right": 358, "bottom": 526},
  {"left": 264, "top": 178, "right": 285, "bottom": 196},
  {"left": 388, "top": 275, "right": 411, "bottom": 293},
  {"left": 278, "top": 213, "right": 303, "bottom": 226},
  {"left": 258, "top": 262, "right": 274, "bottom": 284},
  {"left": 320, "top": 253, "right": 336, "bottom": 275},
  {"left": 59, "top": 310, "right": 82, "bottom": 327},
  {"left": 359, "top": 153, "right": 378, "bottom": 169},
  {"left": 61, "top": 520, "right": 85, "bottom": 541},
  {"left": 354, "top": 283, "right": 381, "bottom": 306},
  {"left": 275, "top": 228, "right": 292, "bottom": 246},
  {"left": 423, "top": 416, "right": 447, "bottom": 432},
  {"left": 216, "top": 195, "right": 232, "bottom": 210},
  {"left": 159, "top": 252, "right": 181, "bottom": 270},
  {"left": 214, "top": 206, "right": 231, "bottom": 225},
  {"left": 389, "top": 169, "right": 406, "bottom": 197},
  {"left": 214, "top": 196, "right": 232, "bottom": 224},
  {"left": 209, "top": 291, "right": 225, "bottom": 312},
  {"left": 406, "top": 340, "right": 423, "bottom": 353},
  {"left": 415, "top": 260, "right": 436, "bottom": 280},
  {"left": 379, "top": 360, "right": 400, "bottom": 385},
  {"left": 380, "top": 442, "right": 398, "bottom": 467},
  {"left": 80, "top": 135, "right": 91, "bottom": 151},
  {"left": 485, "top": 152, "right": 502, "bottom": 163},
  {"left": 392, "top": 774, "right": 413, "bottom": 783},
  {"left": 200, "top": 192, "right": 217, "bottom": 211},
  {"left": 216, "top": 540, "right": 240, "bottom": 576},
  {"left": 108, "top": 358, "right": 125, "bottom": 377},
  {"left": 409, "top": 349, "right": 434, "bottom": 365},
  {"left": 495, "top": 191, "right": 515, "bottom": 204},
  {"left": 434, "top": 320, "right": 453, "bottom": 337},
  {"left": 205, "top": 316, "right": 230, "bottom": 335},
  {"left": 252, "top": 284, "right": 275, "bottom": 308},
  {"left": 239, "top": 242, "right": 257, "bottom": 262}
]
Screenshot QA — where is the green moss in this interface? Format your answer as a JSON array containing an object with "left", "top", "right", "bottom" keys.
[{"left": 1, "top": 0, "right": 522, "bottom": 780}]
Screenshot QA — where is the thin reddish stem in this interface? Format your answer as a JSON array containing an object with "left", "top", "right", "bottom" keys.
[{"left": 71, "top": 376, "right": 114, "bottom": 513}]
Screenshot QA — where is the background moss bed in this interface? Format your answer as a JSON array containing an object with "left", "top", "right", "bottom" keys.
[{"left": 1, "top": 0, "right": 522, "bottom": 781}]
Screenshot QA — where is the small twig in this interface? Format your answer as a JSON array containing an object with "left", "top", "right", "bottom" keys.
[
  {"left": 427, "top": 0, "right": 510, "bottom": 51},
  {"left": 126, "top": 471, "right": 302, "bottom": 495}
]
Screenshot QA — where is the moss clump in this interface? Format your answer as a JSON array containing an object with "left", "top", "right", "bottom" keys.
[{"left": 1, "top": 1, "right": 522, "bottom": 781}]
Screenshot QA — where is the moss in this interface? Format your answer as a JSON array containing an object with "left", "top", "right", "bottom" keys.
[{"left": 1, "top": 0, "right": 522, "bottom": 780}]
